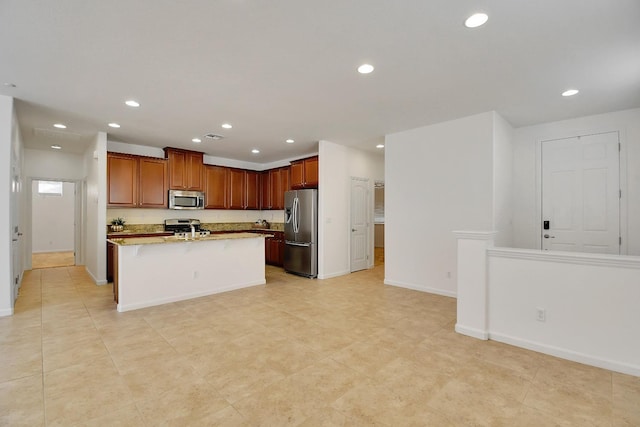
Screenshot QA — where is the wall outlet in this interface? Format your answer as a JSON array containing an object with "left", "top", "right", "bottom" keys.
[
  {"left": 446, "top": 271, "right": 451, "bottom": 279},
  {"left": 536, "top": 307, "right": 546, "bottom": 322},
  {"left": 192, "top": 271, "right": 199, "bottom": 279}
]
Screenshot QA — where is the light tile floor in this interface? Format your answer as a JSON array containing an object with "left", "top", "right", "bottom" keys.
[
  {"left": 1, "top": 263, "right": 639, "bottom": 426},
  {"left": 31, "top": 251, "right": 75, "bottom": 269}
]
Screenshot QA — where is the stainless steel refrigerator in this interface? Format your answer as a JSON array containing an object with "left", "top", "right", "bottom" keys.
[{"left": 284, "top": 189, "right": 318, "bottom": 278}]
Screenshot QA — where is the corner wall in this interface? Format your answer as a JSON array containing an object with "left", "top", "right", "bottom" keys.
[
  {"left": 0, "top": 95, "right": 14, "bottom": 315},
  {"left": 384, "top": 112, "right": 495, "bottom": 297},
  {"left": 83, "top": 132, "right": 107, "bottom": 284}
]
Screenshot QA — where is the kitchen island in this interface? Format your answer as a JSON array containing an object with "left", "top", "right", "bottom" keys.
[{"left": 108, "top": 232, "right": 268, "bottom": 312}]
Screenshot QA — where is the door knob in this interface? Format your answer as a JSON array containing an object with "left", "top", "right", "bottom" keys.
[
  {"left": 352, "top": 228, "right": 356, "bottom": 232},
  {"left": 543, "top": 234, "right": 555, "bottom": 239}
]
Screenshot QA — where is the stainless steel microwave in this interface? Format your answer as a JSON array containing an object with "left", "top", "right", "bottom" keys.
[{"left": 168, "top": 190, "right": 205, "bottom": 210}]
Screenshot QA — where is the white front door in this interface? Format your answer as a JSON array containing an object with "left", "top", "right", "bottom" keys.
[
  {"left": 350, "top": 177, "right": 369, "bottom": 272},
  {"left": 541, "top": 132, "right": 620, "bottom": 254}
]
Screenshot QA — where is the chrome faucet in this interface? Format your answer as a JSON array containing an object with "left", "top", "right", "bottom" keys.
[{"left": 190, "top": 224, "right": 196, "bottom": 238}]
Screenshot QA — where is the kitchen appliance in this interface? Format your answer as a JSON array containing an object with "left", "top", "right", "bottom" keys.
[
  {"left": 164, "top": 219, "right": 211, "bottom": 238},
  {"left": 168, "top": 190, "right": 205, "bottom": 210},
  {"left": 284, "top": 189, "right": 318, "bottom": 278}
]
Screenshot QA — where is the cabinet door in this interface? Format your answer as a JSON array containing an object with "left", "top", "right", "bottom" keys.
[
  {"left": 107, "top": 153, "right": 138, "bottom": 207},
  {"left": 166, "top": 149, "right": 186, "bottom": 190},
  {"left": 273, "top": 167, "right": 290, "bottom": 209},
  {"left": 290, "top": 160, "right": 304, "bottom": 189},
  {"left": 245, "top": 171, "right": 260, "bottom": 210},
  {"left": 228, "top": 168, "right": 246, "bottom": 209},
  {"left": 271, "top": 168, "right": 282, "bottom": 209},
  {"left": 304, "top": 156, "right": 318, "bottom": 188},
  {"left": 204, "top": 165, "right": 228, "bottom": 209},
  {"left": 186, "top": 152, "right": 204, "bottom": 191},
  {"left": 138, "top": 157, "right": 168, "bottom": 208},
  {"left": 260, "top": 172, "right": 272, "bottom": 210}
]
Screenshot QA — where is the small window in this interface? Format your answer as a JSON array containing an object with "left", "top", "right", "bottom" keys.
[{"left": 38, "top": 181, "right": 63, "bottom": 196}]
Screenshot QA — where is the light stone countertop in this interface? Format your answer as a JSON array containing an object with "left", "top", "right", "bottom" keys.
[{"left": 107, "top": 232, "right": 271, "bottom": 246}]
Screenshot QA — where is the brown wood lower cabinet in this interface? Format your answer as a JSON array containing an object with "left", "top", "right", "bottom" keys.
[{"left": 265, "top": 231, "right": 284, "bottom": 266}]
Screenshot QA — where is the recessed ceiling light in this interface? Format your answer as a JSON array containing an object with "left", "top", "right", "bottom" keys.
[
  {"left": 108, "top": 123, "right": 121, "bottom": 128},
  {"left": 562, "top": 89, "right": 579, "bottom": 97},
  {"left": 53, "top": 123, "right": 66, "bottom": 129},
  {"left": 192, "top": 138, "right": 202, "bottom": 143},
  {"left": 376, "top": 144, "right": 385, "bottom": 149},
  {"left": 286, "top": 139, "right": 295, "bottom": 144},
  {"left": 221, "top": 123, "right": 232, "bottom": 129},
  {"left": 3, "top": 83, "right": 16, "bottom": 88},
  {"left": 125, "top": 100, "right": 140, "bottom": 107},
  {"left": 465, "top": 13, "right": 488, "bottom": 28},
  {"left": 251, "top": 149, "right": 260, "bottom": 154},
  {"left": 51, "top": 145, "right": 62, "bottom": 150},
  {"left": 357, "top": 64, "right": 375, "bottom": 74}
]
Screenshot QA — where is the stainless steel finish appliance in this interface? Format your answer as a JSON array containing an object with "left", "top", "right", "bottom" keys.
[
  {"left": 164, "top": 218, "right": 211, "bottom": 238},
  {"left": 168, "top": 190, "right": 205, "bottom": 210},
  {"left": 284, "top": 189, "right": 318, "bottom": 278}
]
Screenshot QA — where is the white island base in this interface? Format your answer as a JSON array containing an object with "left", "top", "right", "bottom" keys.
[{"left": 113, "top": 234, "right": 266, "bottom": 312}]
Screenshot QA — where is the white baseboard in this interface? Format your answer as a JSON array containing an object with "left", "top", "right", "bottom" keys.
[
  {"left": 0, "top": 307, "right": 14, "bottom": 317},
  {"left": 317, "top": 270, "right": 350, "bottom": 280},
  {"left": 455, "top": 323, "right": 489, "bottom": 340},
  {"left": 85, "top": 267, "right": 107, "bottom": 286},
  {"left": 489, "top": 332, "right": 640, "bottom": 377},
  {"left": 384, "top": 279, "right": 457, "bottom": 298}
]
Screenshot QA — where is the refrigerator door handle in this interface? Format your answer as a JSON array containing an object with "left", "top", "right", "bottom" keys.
[
  {"left": 293, "top": 197, "right": 299, "bottom": 234},
  {"left": 286, "top": 241, "right": 311, "bottom": 247}
]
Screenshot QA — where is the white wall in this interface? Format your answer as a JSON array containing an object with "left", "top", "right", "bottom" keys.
[
  {"left": 492, "top": 112, "right": 514, "bottom": 247},
  {"left": 385, "top": 112, "right": 495, "bottom": 297},
  {"left": 512, "top": 108, "right": 640, "bottom": 254},
  {"left": 24, "top": 148, "right": 84, "bottom": 180},
  {"left": 0, "top": 95, "right": 15, "bottom": 315},
  {"left": 487, "top": 248, "right": 640, "bottom": 376},
  {"left": 32, "top": 181, "right": 75, "bottom": 253},
  {"left": 84, "top": 132, "right": 107, "bottom": 284},
  {"left": 318, "top": 141, "right": 350, "bottom": 279}
]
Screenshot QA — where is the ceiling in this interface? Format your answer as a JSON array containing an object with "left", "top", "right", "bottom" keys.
[{"left": 1, "top": 1, "right": 639, "bottom": 162}]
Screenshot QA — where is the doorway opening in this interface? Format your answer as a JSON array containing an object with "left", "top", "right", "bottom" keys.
[
  {"left": 374, "top": 181, "right": 384, "bottom": 266},
  {"left": 31, "top": 180, "right": 77, "bottom": 268}
]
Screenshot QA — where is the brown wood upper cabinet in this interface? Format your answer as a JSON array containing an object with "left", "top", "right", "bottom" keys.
[
  {"left": 107, "top": 152, "right": 168, "bottom": 208},
  {"left": 290, "top": 156, "right": 318, "bottom": 189},
  {"left": 164, "top": 148, "right": 204, "bottom": 191},
  {"left": 260, "top": 166, "right": 290, "bottom": 210},
  {"left": 204, "top": 165, "right": 228, "bottom": 209},
  {"left": 205, "top": 166, "right": 260, "bottom": 210}
]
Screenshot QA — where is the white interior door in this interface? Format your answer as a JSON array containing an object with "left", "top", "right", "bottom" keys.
[
  {"left": 541, "top": 132, "right": 620, "bottom": 254},
  {"left": 350, "top": 177, "right": 369, "bottom": 272}
]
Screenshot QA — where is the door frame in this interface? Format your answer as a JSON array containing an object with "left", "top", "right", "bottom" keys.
[
  {"left": 25, "top": 177, "right": 85, "bottom": 270},
  {"left": 536, "top": 129, "right": 628, "bottom": 254},
  {"left": 349, "top": 176, "right": 372, "bottom": 272}
]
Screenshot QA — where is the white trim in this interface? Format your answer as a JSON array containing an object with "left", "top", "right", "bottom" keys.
[
  {"left": 488, "top": 247, "right": 640, "bottom": 269},
  {"left": 452, "top": 230, "right": 498, "bottom": 240},
  {"left": 318, "top": 269, "right": 350, "bottom": 280},
  {"left": 85, "top": 266, "right": 108, "bottom": 285},
  {"left": 384, "top": 279, "right": 457, "bottom": 298},
  {"left": 455, "top": 323, "right": 488, "bottom": 340},
  {"left": 117, "top": 280, "right": 266, "bottom": 312},
  {"left": 0, "top": 307, "right": 14, "bottom": 317},
  {"left": 489, "top": 332, "right": 640, "bottom": 377}
]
